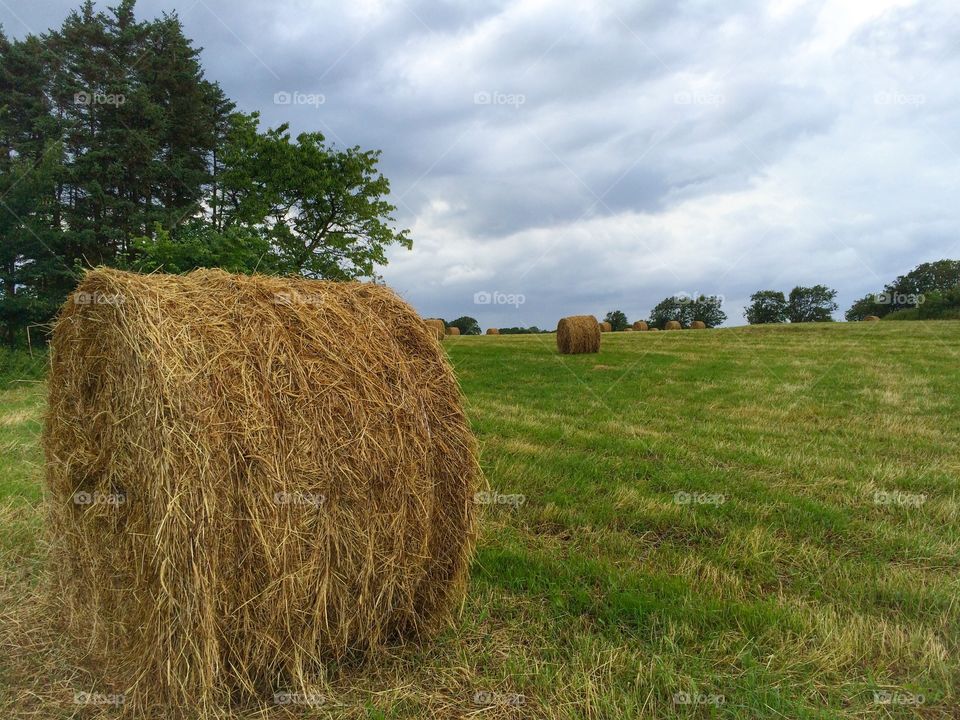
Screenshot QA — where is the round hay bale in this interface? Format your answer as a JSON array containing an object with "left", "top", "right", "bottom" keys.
[
  {"left": 649, "top": 327, "right": 660, "bottom": 332},
  {"left": 485, "top": 328, "right": 499, "bottom": 335},
  {"left": 556, "top": 315, "right": 600, "bottom": 354},
  {"left": 43, "top": 268, "right": 480, "bottom": 714},
  {"left": 690, "top": 320, "right": 706, "bottom": 329},
  {"left": 665, "top": 320, "right": 682, "bottom": 330},
  {"left": 864, "top": 315, "right": 880, "bottom": 322},
  {"left": 599, "top": 321, "right": 612, "bottom": 333},
  {"left": 632, "top": 321, "right": 649, "bottom": 331},
  {"left": 446, "top": 326, "right": 461, "bottom": 336},
  {"left": 425, "top": 318, "right": 446, "bottom": 340},
  {"left": 623, "top": 327, "right": 634, "bottom": 332}
]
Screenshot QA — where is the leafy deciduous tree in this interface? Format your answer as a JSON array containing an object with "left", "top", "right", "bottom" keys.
[
  {"left": 788, "top": 285, "right": 838, "bottom": 323},
  {"left": 604, "top": 310, "right": 628, "bottom": 331},
  {"left": 448, "top": 316, "right": 480, "bottom": 335},
  {"left": 745, "top": 290, "right": 789, "bottom": 324}
]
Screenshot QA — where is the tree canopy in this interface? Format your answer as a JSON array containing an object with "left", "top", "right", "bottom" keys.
[
  {"left": 447, "top": 316, "right": 481, "bottom": 335},
  {"left": 0, "top": 0, "right": 410, "bottom": 345},
  {"left": 788, "top": 285, "right": 838, "bottom": 323},
  {"left": 845, "top": 260, "right": 960, "bottom": 321},
  {"left": 744, "top": 290, "right": 789, "bottom": 324},
  {"left": 648, "top": 295, "right": 726, "bottom": 329},
  {"left": 603, "top": 310, "right": 629, "bottom": 331}
]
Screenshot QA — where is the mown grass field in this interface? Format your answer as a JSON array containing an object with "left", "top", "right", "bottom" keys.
[{"left": 1, "top": 323, "right": 958, "bottom": 718}]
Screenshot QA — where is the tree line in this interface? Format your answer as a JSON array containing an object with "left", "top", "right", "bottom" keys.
[
  {"left": 0, "top": 0, "right": 409, "bottom": 346},
  {"left": 598, "top": 261, "right": 960, "bottom": 331}
]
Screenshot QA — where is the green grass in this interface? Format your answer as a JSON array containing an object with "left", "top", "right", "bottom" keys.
[{"left": 2, "top": 323, "right": 958, "bottom": 718}]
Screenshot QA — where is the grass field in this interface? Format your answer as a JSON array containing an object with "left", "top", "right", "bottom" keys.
[{"left": 1, "top": 323, "right": 958, "bottom": 718}]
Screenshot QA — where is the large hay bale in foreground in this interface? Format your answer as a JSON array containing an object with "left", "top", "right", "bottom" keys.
[
  {"left": 446, "top": 326, "right": 461, "bottom": 336},
  {"left": 665, "top": 320, "right": 682, "bottom": 330},
  {"left": 556, "top": 315, "right": 600, "bottom": 354},
  {"left": 864, "top": 315, "right": 880, "bottom": 322},
  {"left": 632, "top": 321, "right": 648, "bottom": 331},
  {"left": 485, "top": 328, "right": 499, "bottom": 335},
  {"left": 690, "top": 320, "right": 706, "bottom": 329},
  {"left": 43, "top": 268, "right": 480, "bottom": 716},
  {"left": 425, "top": 318, "right": 446, "bottom": 340},
  {"left": 599, "top": 321, "right": 613, "bottom": 332}
]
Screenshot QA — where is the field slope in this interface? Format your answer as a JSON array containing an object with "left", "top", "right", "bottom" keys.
[{"left": 1, "top": 322, "right": 958, "bottom": 718}]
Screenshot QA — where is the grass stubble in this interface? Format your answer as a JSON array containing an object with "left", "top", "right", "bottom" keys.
[{"left": 1, "top": 320, "right": 958, "bottom": 718}]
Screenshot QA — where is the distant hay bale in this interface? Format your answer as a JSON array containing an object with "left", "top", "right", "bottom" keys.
[
  {"left": 665, "top": 320, "right": 682, "bottom": 330},
  {"left": 43, "top": 268, "right": 480, "bottom": 716},
  {"left": 425, "top": 318, "right": 446, "bottom": 340},
  {"left": 599, "top": 321, "right": 612, "bottom": 332},
  {"left": 556, "top": 315, "right": 600, "bottom": 354},
  {"left": 446, "top": 326, "right": 461, "bottom": 335},
  {"left": 649, "top": 327, "right": 660, "bottom": 332},
  {"left": 623, "top": 327, "right": 634, "bottom": 332},
  {"left": 632, "top": 321, "right": 648, "bottom": 331},
  {"left": 485, "top": 328, "right": 499, "bottom": 335},
  {"left": 690, "top": 320, "right": 706, "bottom": 329},
  {"left": 864, "top": 315, "right": 880, "bottom": 322}
]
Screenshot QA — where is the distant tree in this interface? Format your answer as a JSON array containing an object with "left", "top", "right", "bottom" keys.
[
  {"left": 887, "top": 260, "right": 960, "bottom": 302},
  {"left": 745, "top": 290, "right": 789, "bottom": 324},
  {"left": 649, "top": 294, "right": 726, "bottom": 329},
  {"left": 649, "top": 296, "right": 688, "bottom": 329},
  {"left": 689, "top": 295, "right": 726, "bottom": 327},
  {"left": 847, "top": 260, "right": 960, "bottom": 320},
  {"left": 448, "top": 316, "right": 481, "bottom": 335},
  {"left": 499, "top": 326, "right": 546, "bottom": 334},
  {"left": 604, "top": 310, "right": 629, "bottom": 331},
  {"left": 844, "top": 294, "right": 886, "bottom": 322},
  {"left": 788, "top": 285, "right": 838, "bottom": 322}
]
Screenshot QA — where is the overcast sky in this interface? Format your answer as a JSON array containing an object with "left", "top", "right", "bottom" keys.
[{"left": 4, "top": 0, "right": 959, "bottom": 328}]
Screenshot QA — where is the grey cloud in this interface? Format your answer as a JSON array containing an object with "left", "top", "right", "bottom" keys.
[{"left": 5, "top": 0, "right": 960, "bottom": 328}]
